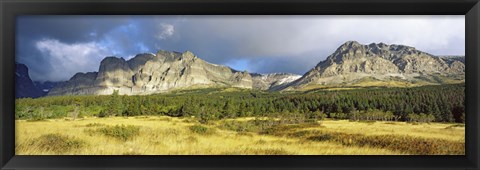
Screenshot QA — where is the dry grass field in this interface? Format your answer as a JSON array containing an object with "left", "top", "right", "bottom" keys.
[{"left": 15, "top": 116, "right": 465, "bottom": 155}]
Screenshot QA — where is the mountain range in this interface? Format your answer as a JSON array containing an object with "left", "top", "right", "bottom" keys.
[
  {"left": 47, "top": 51, "right": 301, "bottom": 96},
  {"left": 16, "top": 41, "right": 465, "bottom": 98}
]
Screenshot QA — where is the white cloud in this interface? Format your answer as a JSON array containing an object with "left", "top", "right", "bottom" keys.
[
  {"left": 34, "top": 39, "right": 111, "bottom": 81},
  {"left": 180, "top": 15, "right": 464, "bottom": 59},
  {"left": 156, "top": 23, "right": 174, "bottom": 40},
  {"left": 316, "top": 16, "right": 465, "bottom": 56}
]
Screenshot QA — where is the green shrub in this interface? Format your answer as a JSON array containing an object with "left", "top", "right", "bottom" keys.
[
  {"left": 98, "top": 110, "right": 107, "bottom": 118},
  {"left": 277, "top": 112, "right": 307, "bottom": 124},
  {"left": 97, "top": 125, "right": 140, "bottom": 141},
  {"left": 219, "top": 119, "right": 281, "bottom": 133},
  {"left": 31, "top": 133, "right": 85, "bottom": 153},
  {"left": 288, "top": 130, "right": 313, "bottom": 138},
  {"left": 189, "top": 125, "right": 215, "bottom": 135},
  {"left": 407, "top": 113, "right": 435, "bottom": 123},
  {"left": 50, "top": 105, "right": 70, "bottom": 118},
  {"left": 307, "top": 134, "right": 333, "bottom": 142}
]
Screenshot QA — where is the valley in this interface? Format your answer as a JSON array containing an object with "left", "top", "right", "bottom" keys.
[{"left": 15, "top": 84, "right": 465, "bottom": 155}]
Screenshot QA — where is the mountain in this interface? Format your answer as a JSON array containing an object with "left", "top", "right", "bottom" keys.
[
  {"left": 49, "top": 51, "right": 294, "bottom": 96},
  {"left": 16, "top": 63, "right": 44, "bottom": 98},
  {"left": 285, "top": 41, "right": 465, "bottom": 90},
  {"left": 34, "top": 81, "right": 64, "bottom": 95},
  {"left": 250, "top": 73, "right": 301, "bottom": 91}
]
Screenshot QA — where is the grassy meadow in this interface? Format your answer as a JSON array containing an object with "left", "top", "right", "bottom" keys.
[
  {"left": 16, "top": 116, "right": 464, "bottom": 155},
  {"left": 15, "top": 84, "right": 465, "bottom": 155}
]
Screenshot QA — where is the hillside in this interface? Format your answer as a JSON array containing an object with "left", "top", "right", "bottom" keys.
[{"left": 285, "top": 41, "right": 464, "bottom": 90}]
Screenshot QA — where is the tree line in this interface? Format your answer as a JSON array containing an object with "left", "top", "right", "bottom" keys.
[{"left": 15, "top": 84, "right": 465, "bottom": 123}]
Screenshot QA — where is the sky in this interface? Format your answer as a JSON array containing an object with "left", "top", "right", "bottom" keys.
[{"left": 16, "top": 15, "right": 465, "bottom": 82}]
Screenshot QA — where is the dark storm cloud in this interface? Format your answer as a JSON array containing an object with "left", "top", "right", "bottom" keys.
[
  {"left": 15, "top": 36, "right": 54, "bottom": 79},
  {"left": 16, "top": 15, "right": 465, "bottom": 82},
  {"left": 17, "top": 16, "right": 129, "bottom": 43},
  {"left": 17, "top": 16, "right": 131, "bottom": 81}
]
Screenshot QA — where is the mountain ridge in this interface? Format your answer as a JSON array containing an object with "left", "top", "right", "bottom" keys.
[
  {"left": 48, "top": 51, "right": 300, "bottom": 96},
  {"left": 45, "top": 41, "right": 464, "bottom": 96},
  {"left": 284, "top": 41, "right": 464, "bottom": 90}
]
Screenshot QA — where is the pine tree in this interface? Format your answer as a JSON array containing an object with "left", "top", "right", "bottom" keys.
[{"left": 105, "top": 90, "right": 123, "bottom": 116}]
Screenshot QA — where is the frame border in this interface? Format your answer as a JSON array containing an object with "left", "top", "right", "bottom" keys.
[{"left": 1, "top": 0, "right": 479, "bottom": 169}]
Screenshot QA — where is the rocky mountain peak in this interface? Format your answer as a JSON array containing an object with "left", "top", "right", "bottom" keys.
[
  {"left": 16, "top": 63, "right": 44, "bottom": 98},
  {"left": 16, "top": 62, "right": 29, "bottom": 77},
  {"left": 127, "top": 53, "right": 156, "bottom": 72},
  {"left": 287, "top": 41, "right": 465, "bottom": 90},
  {"left": 180, "top": 50, "right": 197, "bottom": 61},
  {"left": 99, "top": 56, "right": 129, "bottom": 71},
  {"left": 325, "top": 41, "right": 429, "bottom": 66},
  {"left": 182, "top": 50, "right": 195, "bottom": 57},
  {"left": 339, "top": 41, "right": 362, "bottom": 49}
]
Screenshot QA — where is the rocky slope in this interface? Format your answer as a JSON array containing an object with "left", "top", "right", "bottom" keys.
[
  {"left": 286, "top": 41, "right": 465, "bottom": 90},
  {"left": 16, "top": 63, "right": 44, "bottom": 98},
  {"left": 250, "top": 73, "right": 301, "bottom": 91},
  {"left": 49, "top": 51, "right": 257, "bottom": 96}
]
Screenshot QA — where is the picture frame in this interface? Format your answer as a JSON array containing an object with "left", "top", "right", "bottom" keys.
[{"left": 1, "top": 0, "right": 479, "bottom": 169}]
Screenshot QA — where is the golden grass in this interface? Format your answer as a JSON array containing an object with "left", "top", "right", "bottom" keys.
[
  {"left": 309, "top": 120, "right": 465, "bottom": 141},
  {"left": 15, "top": 116, "right": 464, "bottom": 155}
]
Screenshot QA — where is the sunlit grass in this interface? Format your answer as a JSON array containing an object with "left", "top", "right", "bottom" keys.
[{"left": 15, "top": 116, "right": 464, "bottom": 155}]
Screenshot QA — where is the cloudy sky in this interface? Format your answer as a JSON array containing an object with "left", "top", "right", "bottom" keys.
[{"left": 16, "top": 15, "right": 464, "bottom": 82}]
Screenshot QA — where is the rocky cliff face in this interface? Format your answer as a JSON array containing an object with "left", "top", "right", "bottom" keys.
[
  {"left": 287, "top": 41, "right": 465, "bottom": 90},
  {"left": 16, "top": 63, "right": 44, "bottom": 98},
  {"left": 49, "top": 51, "right": 255, "bottom": 96}
]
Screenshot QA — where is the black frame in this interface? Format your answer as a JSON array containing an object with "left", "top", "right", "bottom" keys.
[{"left": 1, "top": 0, "right": 479, "bottom": 169}]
